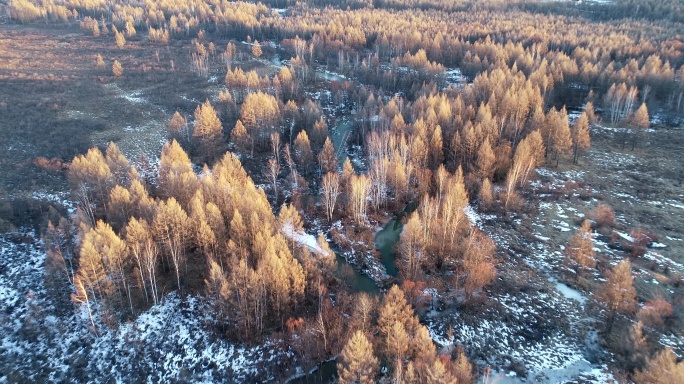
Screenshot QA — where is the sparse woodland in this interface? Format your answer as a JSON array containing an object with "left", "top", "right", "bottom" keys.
[{"left": 2, "top": 0, "right": 684, "bottom": 382}]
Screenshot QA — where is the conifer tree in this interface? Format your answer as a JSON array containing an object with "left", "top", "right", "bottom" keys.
[
  {"left": 349, "top": 174, "right": 370, "bottom": 225},
  {"left": 153, "top": 198, "right": 189, "bottom": 290},
  {"left": 231, "top": 120, "right": 252, "bottom": 156},
  {"left": 125, "top": 217, "right": 158, "bottom": 304},
  {"left": 114, "top": 31, "right": 125, "bottom": 48},
  {"left": 278, "top": 203, "right": 303, "bottom": 253},
  {"left": 479, "top": 178, "right": 494, "bottom": 210},
  {"left": 572, "top": 111, "right": 591, "bottom": 164},
  {"left": 321, "top": 172, "right": 339, "bottom": 222},
  {"left": 337, "top": 331, "right": 379, "bottom": 384},
  {"left": 630, "top": 103, "right": 650, "bottom": 150},
  {"left": 167, "top": 111, "right": 187, "bottom": 142},
  {"left": 318, "top": 137, "right": 338, "bottom": 174},
  {"left": 193, "top": 100, "right": 223, "bottom": 162},
  {"left": 549, "top": 107, "right": 572, "bottom": 165},
  {"left": 596, "top": 259, "right": 637, "bottom": 329},
  {"left": 398, "top": 212, "right": 424, "bottom": 281},
  {"left": 81, "top": 220, "right": 131, "bottom": 310},
  {"left": 294, "top": 130, "right": 314, "bottom": 172},
  {"left": 565, "top": 220, "right": 596, "bottom": 274},
  {"left": 634, "top": 348, "right": 684, "bottom": 384},
  {"left": 475, "top": 137, "right": 495, "bottom": 179},
  {"left": 462, "top": 228, "right": 497, "bottom": 301},
  {"left": 252, "top": 40, "right": 262, "bottom": 59},
  {"left": 112, "top": 60, "right": 123, "bottom": 77},
  {"left": 105, "top": 142, "right": 130, "bottom": 187}
]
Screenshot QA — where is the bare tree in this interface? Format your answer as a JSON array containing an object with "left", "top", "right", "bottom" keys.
[
  {"left": 349, "top": 174, "right": 371, "bottom": 225},
  {"left": 266, "top": 158, "right": 280, "bottom": 202},
  {"left": 153, "top": 198, "right": 189, "bottom": 291},
  {"left": 321, "top": 172, "right": 339, "bottom": 222},
  {"left": 270, "top": 132, "right": 281, "bottom": 163}
]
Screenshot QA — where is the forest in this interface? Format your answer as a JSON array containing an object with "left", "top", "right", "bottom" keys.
[{"left": 0, "top": 0, "right": 683, "bottom": 382}]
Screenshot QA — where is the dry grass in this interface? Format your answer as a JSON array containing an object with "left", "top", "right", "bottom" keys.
[{"left": 0, "top": 24, "right": 243, "bottom": 231}]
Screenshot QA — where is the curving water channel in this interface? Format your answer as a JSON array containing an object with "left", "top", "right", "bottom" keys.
[
  {"left": 284, "top": 56, "right": 406, "bottom": 383},
  {"left": 289, "top": 216, "right": 403, "bottom": 383}
]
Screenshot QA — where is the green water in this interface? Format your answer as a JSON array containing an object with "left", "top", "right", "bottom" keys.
[
  {"left": 374, "top": 217, "right": 403, "bottom": 277},
  {"left": 334, "top": 253, "right": 379, "bottom": 295},
  {"left": 291, "top": 218, "right": 402, "bottom": 383}
]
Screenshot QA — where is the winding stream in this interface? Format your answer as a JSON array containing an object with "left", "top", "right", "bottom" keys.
[
  {"left": 290, "top": 217, "right": 403, "bottom": 383},
  {"left": 282, "top": 54, "right": 406, "bottom": 383},
  {"left": 374, "top": 217, "right": 402, "bottom": 277}
]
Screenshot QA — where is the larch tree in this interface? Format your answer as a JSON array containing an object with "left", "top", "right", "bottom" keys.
[
  {"left": 193, "top": 100, "right": 223, "bottom": 162},
  {"left": 125, "top": 217, "right": 157, "bottom": 304},
  {"left": 321, "top": 172, "right": 339, "bottom": 222},
  {"left": 387, "top": 321, "right": 410, "bottom": 380},
  {"left": 310, "top": 117, "right": 329, "bottom": 151},
  {"left": 107, "top": 185, "right": 131, "bottom": 231},
  {"left": 96, "top": 54, "right": 104, "bottom": 67},
  {"left": 352, "top": 292, "right": 376, "bottom": 333},
  {"left": 278, "top": 203, "right": 303, "bottom": 254},
  {"left": 475, "top": 137, "right": 495, "bottom": 180},
  {"left": 318, "top": 137, "right": 338, "bottom": 174},
  {"left": 565, "top": 220, "right": 596, "bottom": 274},
  {"left": 630, "top": 103, "right": 650, "bottom": 150},
  {"left": 442, "top": 173, "right": 469, "bottom": 251},
  {"left": 462, "top": 228, "right": 497, "bottom": 301},
  {"left": 205, "top": 258, "right": 230, "bottom": 318},
  {"left": 229, "top": 258, "right": 266, "bottom": 339},
  {"left": 74, "top": 232, "right": 108, "bottom": 301},
  {"left": 112, "top": 60, "right": 123, "bottom": 77},
  {"left": 105, "top": 142, "right": 131, "bottom": 187},
  {"left": 158, "top": 140, "right": 197, "bottom": 206},
  {"left": 270, "top": 132, "right": 281, "bottom": 163},
  {"left": 453, "top": 345, "right": 474, "bottom": 384},
  {"left": 72, "top": 274, "right": 96, "bottom": 330},
  {"left": 571, "top": 111, "right": 591, "bottom": 164},
  {"left": 479, "top": 178, "right": 494, "bottom": 210},
  {"left": 378, "top": 285, "right": 414, "bottom": 357},
  {"left": 294, "top": 130, "right": 314, "bottom": 172},
  {"left": 585, "top": 101, "right": 597, "bottom": 125},
  {"left": 167, "top": 111, "right": 188, "bottom": 143},
  {"left": 425, "top": 359, "right": 457, "bottom": 384},
  {"left": 266, "top": 158, "right": 280, "bottom": 202},
  {"left": 349, "top": 174, "right": 370, "bottom": 225},
  {"left": 231, "top": 120, "right": 252, "bottom": 157},
  {"left": 69, "top": 146, "right": 112, "bottom": 222},
  {"left": 341, "top": 157, "right": 355, "bottom": 196},
  {"left": 81, "top": 220, "right": 132, "bottom": 311},
  {"left": 634, "top": 348, "right": 684, "bottom": 384},
  {"left": 252, "top": 40, "right": 262, "bottom": 59},
  {"left": 337, "top": 330, "right": 379, "bottom": 384},
  {"left": 596, "top": 259, "right": 637, "bottom": 329},
  {"left": 189, "top": 191, "right": 217, "bottom": 258},
  {"left": 153, "top": 198, "right": 189, "bottom": 290},
  {"left": 114, "top": 31, "right": 125, "bottom": 48},
  {"left": 315, "top": 233, "right": 336, "bottom": 272},
  {"left": 398, "top": 212, "right": 424, "bottom": 281},
  {"left": 429, "top": 125, "right": 444, "bottom": 169},
  {"left": 549, "top": 107, "right": 572, "bottom": 165},
  {"left": 240, "top": 92, "right": 280, "bottom": 149}
]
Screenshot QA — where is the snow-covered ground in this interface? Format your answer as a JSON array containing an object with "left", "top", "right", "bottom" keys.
[{"left": 0, "top": 230, "right": 285, "bottom": 382}]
